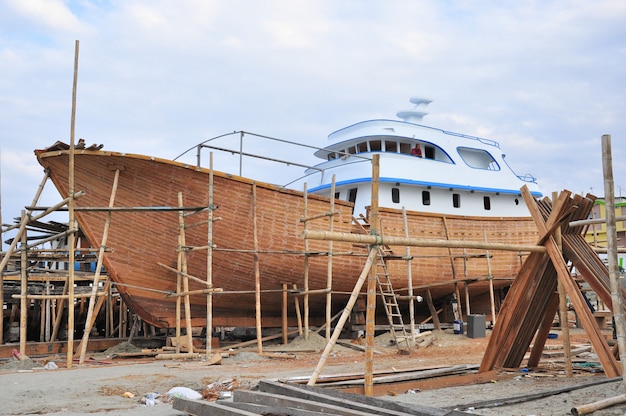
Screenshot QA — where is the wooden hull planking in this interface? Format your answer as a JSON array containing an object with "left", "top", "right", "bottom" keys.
[{"left": 36, "top": 148, "right": 539, "bottom": 328}]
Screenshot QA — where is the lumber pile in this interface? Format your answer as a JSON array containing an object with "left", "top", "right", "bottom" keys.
[{"left": 480, "top": 187, "right": 621, "bottom": 377}]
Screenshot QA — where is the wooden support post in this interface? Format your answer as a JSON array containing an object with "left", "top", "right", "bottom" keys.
[
  {"left": 483, "top": 230, "right": 497, "bottom": 326},
  {"left": 425, "top": 289, "right": 441, "bottom": 330},
  {"left": 106, "top": 283, "right": 112, "bottom": 338},
  {"left": 552, "top": 191, "right": 573, "bottom": 377},
  {"left": 120, "top": 298, "right": 127, "bottom": 338},
  {"left": 282, "top": 283, "right": 288, "bottom": 345},
  {"left": 293, "top": 283, "right": 303, "bottom": 336},
  {"left": 51, "top": 279, "right": 68, "bottom": 342},
  {"left": 402, "top": 207, "right": 416, "bottom": 340},
  {"left": 442, "top": 216, "right": 463, "bottom": 319}
]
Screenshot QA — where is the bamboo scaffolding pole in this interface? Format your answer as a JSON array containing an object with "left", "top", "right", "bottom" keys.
[
  {"left": 571, "top": 394, "right": 626, "bottom": 415},
  {"left": 402, "top": 207, "right": 416, "bottom": 341},
  {"left": 19, "top": 212, "right": 27, "bottom": 356},
  {"left": 307, "top": 247, "right": 378, "bottom": 386},
  {"left": 26, "top": 205, "right": 207, "bottom": 212},
  {"left": 178, "top": 193, "right": 194, "bottom": 354},
  {"left": 253, "top": 183, "right": 262, "bottom": 354},
  {"left": 365, "top": 154, "right": 380, "bottom": 397},
  {"left": 569, "top": 216, "right": 626, "bottom": 227},
  {"left": 165, "top": 288, "right": 223, "bottom": 298},
  {"left": 206, "top": 152, "right": 214, "bottom": 358},
  {"left": 21, "top": 228, "right": 80, "bottom": 252},
  {"left": 325, "top": 176, "right": 336, "bottom": 343},
  {"left": 300, "top": 210, "right": 341, "bottom": 223},
  {"left": 303, "top": 183, "right": 310, "bottom": 339},
  {"left": 65, "top": 39, "right": 80, "bottom": 369},
  {"left": 302, "top": 230, "right": 547, "bottom": 252},
  {"left": 175, "top": 212, "right": 182, "bottom": 354},
  {"left": 157, "top": 263, "right": 212, "bottom": 288},
  {"left": 12, "top": 292, "right": 106, "bottom": 300},
  {"left": 78, "top": 168, "right": 120, "bottom": 364},
  {"left": 601, "top": 134, "right": 626, "bottom": 390},
  {"left": 292, "top": 288, "right": 331, "bottom": 296}
]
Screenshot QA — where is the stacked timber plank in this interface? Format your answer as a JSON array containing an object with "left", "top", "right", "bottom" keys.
[
  {"left": 480, "top": 187, "right": 621, "bottom": 377},
  {"left": 173, "top": 380, "right": 468, "bottom": 415}
]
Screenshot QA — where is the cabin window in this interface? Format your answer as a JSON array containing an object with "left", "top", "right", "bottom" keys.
[
  {"left": 347, "top": 146, "right": 357, "bottom": 155},
  {"left": 370, "top": 140, "right": 382, "bottom": 151},
  {"left": 424, "top": 146, "right": 435, "bottom": 159},
  {"left": 483, "top": 196, "right": 491, "bottom": 210},
  {"left": 400, "top": 143, "right": 412, "bottom": 154},
  {"left": 453, "top": 193, "right": 461, "bottom": 208},
  {"left": 457, "top": 147, "right": 500, "bottom": 170},
  {"left": 385, "top": 141, "right": 398, "bottom": 153},
  {"left": 348, "top": 188, "right": 358, "bottom": 203},
  {"left": 392, "top": 188, "right": 400, "bottom": 203},
  {"left": 357, "top": 142, "right": 368, "bottom": 153},
  {"left": 334, "top": 191, "right": 340, "bottom": 200},
  {"left": 422, "top": 190, "right": 431, "bottom": 205}
]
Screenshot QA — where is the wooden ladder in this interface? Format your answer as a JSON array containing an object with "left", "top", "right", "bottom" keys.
[{"left": 375, "top": 246, "right": 412, "bottom": 351}]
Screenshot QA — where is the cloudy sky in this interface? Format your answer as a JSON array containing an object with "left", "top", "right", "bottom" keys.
[{"left": 1, "top": 0, "right": 625, "bottom": 225}]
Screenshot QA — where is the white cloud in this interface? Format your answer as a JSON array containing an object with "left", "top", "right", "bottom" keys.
[{"left": 6, "top": 0, "right": 86, "bottom": 33}]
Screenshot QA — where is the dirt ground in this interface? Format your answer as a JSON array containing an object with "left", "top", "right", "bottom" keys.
[{"left": 1, "top": 328, "right": 625, "bottom": 416}]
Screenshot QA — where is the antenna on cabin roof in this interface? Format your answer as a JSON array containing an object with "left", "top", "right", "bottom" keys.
[{"left": 396, "top": 97, "right": 432, "bottom": 123}]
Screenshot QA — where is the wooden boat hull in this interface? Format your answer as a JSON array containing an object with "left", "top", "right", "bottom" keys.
[{"left": 35, "top": 147, "right": 539, "bottom": 328}]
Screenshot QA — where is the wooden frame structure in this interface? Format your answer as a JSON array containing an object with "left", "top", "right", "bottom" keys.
[{"left": 480, "top": 186, "right": 623, "bottom": 377}]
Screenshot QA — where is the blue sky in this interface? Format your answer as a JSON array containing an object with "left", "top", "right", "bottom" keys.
[{"left": 1, "top": 0, "right": 626, "bottom": 226}]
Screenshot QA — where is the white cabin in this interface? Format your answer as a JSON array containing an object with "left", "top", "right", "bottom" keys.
[{"left": 292, "top": 98, "right": 542, "bottom": 217}]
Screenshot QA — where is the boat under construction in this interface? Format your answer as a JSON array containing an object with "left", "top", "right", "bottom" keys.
[{"left": 19, "top": 98, "right": 545, "bottom": 334}]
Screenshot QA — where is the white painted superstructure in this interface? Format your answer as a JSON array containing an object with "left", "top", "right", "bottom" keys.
[{"left": 291, "top": 97, "right": 542, "bottom": 217}]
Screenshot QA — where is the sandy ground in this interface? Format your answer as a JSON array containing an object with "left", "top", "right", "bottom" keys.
[{"left": 1, "top": 328, "right": 625, "bottom": 416}]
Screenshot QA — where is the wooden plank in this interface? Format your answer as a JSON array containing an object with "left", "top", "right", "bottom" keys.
[
  {"left": 222, "top": 401, "right": 332, "bottom": 416},
  {"left": 0, "top": 338, "right": 130, "bottom": 359},
  {"left": 256, "top": 380, "right": 418, "bottom": 416},
  {"left": 453, "top": 376, "right": 621, "bottom": 412},
  {"left": 259, "top": 380, "right": 458, "bottom": 416},
  {"left": 233, "top": 389, "right": 384, "bottom": 416},
  {"left": 172, "top": 397, "right": 258, "bottom": 416},
  {"left": 334, "top": 370, "right": 503, "bottom": 397}
]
